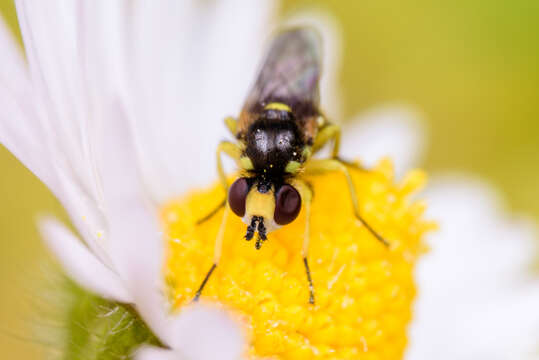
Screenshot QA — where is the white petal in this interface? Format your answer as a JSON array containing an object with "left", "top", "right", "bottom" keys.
[
  {"left": 407, "top": 175, "right": 539, "bottom": 360},
  {"left": 39, "top": 216, "right": 132, "bottom": 303},
  {"left": 135, "top": 347, "right": 180, "bottom": 360},
  {"left": 197, "top": 0, "right": 277, "bottom": 117},
  {"left": 136, "top": 306, "right": 245, "bottom": 360},
  {"left": 340, "top": 105, "right": 426, "bottom": 178},
  {"left": 282, "top": 10, "right": 343, "bottom": 121},
  {"left": 15, "top": 0, "right": 104, "bottom": 206},
  {"left": 50, "top": 162, "right": 113, "bottom": 268},
  {"left": 94, "top": 99, "right": 175, "bottom": 344},
  {"left": 126, "top": 0, "right": 275, "bottom": 203},
  {"left": 96, "top": 100, "right": 161, "bottom": 273},
  {"left": 0, "top": 16, "right": 56, "bottom": 188},
  {"left": 13, "top": 0, "right": 127, "bottom": 268},
  {"left": 424, "top": 176, "right": 536, "bottom": 287},
  {"left": 166, "top": 305, "right": 245, "bottom": 360},
  {"left": 0, "top": 85, "right": 53, "bottom": 188},
  {"left": 79, "top": 1, "right": 129, "bottom": 99},
  {"left": 0, "top": 30, "right": 111, "bottom": 271},
  {"left": 0, "top": 14, "right": 30, "bottom": 98}
]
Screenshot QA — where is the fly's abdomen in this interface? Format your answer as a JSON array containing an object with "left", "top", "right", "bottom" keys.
[{"left": 238, "top": 28, "right": 322, "bottom": 144}]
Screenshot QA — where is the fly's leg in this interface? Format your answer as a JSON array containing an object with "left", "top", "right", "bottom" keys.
[
  {"left": 304, "top": 159, "right": 390, "bottom": 247},
  {"left": 312, "top": 123, "right": 341, "bottom": 158},
  {"left": 196, "top": 199, "right": 226, "bottom": 225},
  {"left": 312, "top": 119, "right": 365, "bottom": 170},
  {"left": 216, "top": 141, "right": 242, "bottom": 192},
  {"left": 224, "top": 116, "right": 238, "bottom": 137},
  {"left": 194, "top": 139, "right": 241, "bottom": 299},
  {"left": 193, "top": 204, "right": 230, "bottom": 301},
  {"left": 291, "top": 179, "right": 315, "bottom": 304},
  {"left": 196, "top": 141, "right": 241, "bottom": 225}
]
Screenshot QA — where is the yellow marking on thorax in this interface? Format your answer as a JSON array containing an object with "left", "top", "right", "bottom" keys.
[{"left": 264, "top": 102, "right": 292, "bottom": 113}]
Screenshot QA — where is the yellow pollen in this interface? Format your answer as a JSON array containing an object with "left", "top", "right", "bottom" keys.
[{"left": 163, "top": 158, "right": 435, "bottom": 359}]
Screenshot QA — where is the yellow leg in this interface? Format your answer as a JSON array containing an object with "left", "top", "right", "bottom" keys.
[
  {"left": 312, "top": 118, "right": 364, "bottom": 170},
  {"left": 224, "top": 116, "right": 238, "bottom": 137},
  {"left": 197, "top": 141, "right": 241, "bottom": 225},
  {"left": 213, "top": 205, "right": 229, "bottom": 264},
  {"left": 217, "top": 140, "right": 242, "bottom": 191},
  {"left": 194, "top": 139, "right": 241, "bottom": 300},
  {"left": 291, "top": 179, "right": 315, "bottom": 304},
  {"left": 312, "top": 123, "right": 341, "bottom": 158},
  {"left": 304, "top": 159, "right": 389, "bottom": 247},
  {"left": 194, "top": 204, "right": 230, "bottom": 301}
]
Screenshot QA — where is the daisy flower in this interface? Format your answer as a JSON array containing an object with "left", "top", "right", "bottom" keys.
[{"left": 0, "top": 1, "right": 537, "bottom": 359}]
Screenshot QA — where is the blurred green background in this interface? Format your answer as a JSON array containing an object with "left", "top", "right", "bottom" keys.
[{"left": 1, "top": 0, "right": 538, "bottom": 357}]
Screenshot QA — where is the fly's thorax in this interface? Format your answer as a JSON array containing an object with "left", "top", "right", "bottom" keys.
[{"left": 242, "top": 108, "right": 307, "bottom": 177}]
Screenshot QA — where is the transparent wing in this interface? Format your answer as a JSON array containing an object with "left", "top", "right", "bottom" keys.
[{"left": 243, "top": 27, "right": 322, "bottom": 118}]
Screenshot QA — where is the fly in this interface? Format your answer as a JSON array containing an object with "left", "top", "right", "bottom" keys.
[{"left": 194, "top": 27, "right": 389, "bottom": 305}]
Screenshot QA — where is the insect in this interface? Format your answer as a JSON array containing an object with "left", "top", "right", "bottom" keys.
[{"left": 194, "top": 27, "right": 389, "bottom": 305}]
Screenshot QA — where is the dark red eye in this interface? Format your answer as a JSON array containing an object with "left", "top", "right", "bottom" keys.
[
  {"left": 228, "top": 178, "right": 250, "bottom": 217},
  {"left": 274, "top": 184, "right": 301, "bottom": 225}
]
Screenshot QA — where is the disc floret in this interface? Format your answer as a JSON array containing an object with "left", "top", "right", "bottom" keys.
[{"left": 163, "top": 159, "right": 435, "bottom": 359}]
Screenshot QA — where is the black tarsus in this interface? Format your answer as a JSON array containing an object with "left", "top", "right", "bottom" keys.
[
  {"left": 356, "top": 214, "right": 390, "bottom": 247},
  {"left": 257, "top": 218, "right": 267, "bottom": 241},
  {"left": 245, "top": 217, "right": 258, "bottom": 241},
  {"left": 193, "top": 263, "right": 217, "bottom": 302},
  {"left": 334, "top": 158, "right": 390, "bottom": 247},
  {"left": 303, "top": 257, "right": 315, "bottom": 305},
  {"left": 254, "top": 217, "right": 268, "bottom": 250}
]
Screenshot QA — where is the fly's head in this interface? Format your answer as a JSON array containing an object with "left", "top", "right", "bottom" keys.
[{"left": 228, "top": 176, "right": 301, "bottom": 249}]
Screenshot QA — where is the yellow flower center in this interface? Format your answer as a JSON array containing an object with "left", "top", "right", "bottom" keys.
[{"left": 163, "top": 159, "right": 435, "bottom": 359}]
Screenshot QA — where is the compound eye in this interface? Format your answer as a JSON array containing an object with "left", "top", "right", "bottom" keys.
[
  {"left": 228, "top": 178, "right": 250, "bottom": 217},
  {"left": 274, "top": 184, "right": 301, "bottom": 225}
]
